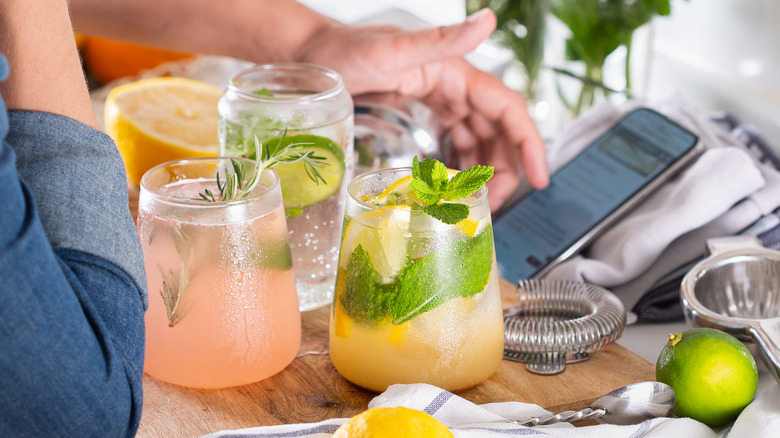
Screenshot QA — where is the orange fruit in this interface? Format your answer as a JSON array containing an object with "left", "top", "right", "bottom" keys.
[
  {"left": 82, "top": 36, "right": 194, "bottom": 85},
  {"left": 74, "top": 33, "right": 87, "bottom": 51},
  {"left": 656, "top": 327, "right": 758, "bottom": 427}
]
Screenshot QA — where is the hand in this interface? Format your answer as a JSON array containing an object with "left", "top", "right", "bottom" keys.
[{"left": 298, "top": 9, "right": 549, "bottom": 209}]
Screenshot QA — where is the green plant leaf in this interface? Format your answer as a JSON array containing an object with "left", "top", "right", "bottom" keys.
[
  {"left": 409, "top": 178, "right": 442, "bottom": 205},
  {"left": 339, "top": 227, "right": 495, "bottom": 326},
  {"left": 421, "top": 203, "right": 469, "bottom": 225},
  {"left": 340, "top": 245, "right": 395, "bottom": 325},
  {"left": 409, "top": 157, "right": 493, "bottom": 224},
  {"left": 390, "top": 226, "right": 494, "bottom": 324},
  {"left": 442, "top": 165, "right": 494, "bottom": 201}
]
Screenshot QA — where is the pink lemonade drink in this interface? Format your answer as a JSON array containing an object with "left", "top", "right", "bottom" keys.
[
  {"left": 329, "top": 167, "right": 504, "bottom": 393},
  {"left": 138, "top": 158, "right": 301, "bottom": 389}
]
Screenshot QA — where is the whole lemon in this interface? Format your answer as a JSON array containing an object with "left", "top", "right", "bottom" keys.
[
  {"left": 656, "top": 327, "right": 758, "bottom": 427},
  {"left": 333, "top": 406, "right": 453, "bottom": 438}
]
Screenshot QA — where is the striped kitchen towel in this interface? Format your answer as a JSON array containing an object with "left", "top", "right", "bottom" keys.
[{"left": 200, "top": 376, "right": 780, "bottom": 437}]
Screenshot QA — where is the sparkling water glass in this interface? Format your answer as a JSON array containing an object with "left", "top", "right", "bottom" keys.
[{"left": 218, "top": 62, "right": 354, "bottom": 311}]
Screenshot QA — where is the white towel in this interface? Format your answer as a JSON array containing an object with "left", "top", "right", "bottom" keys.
[
  {"left": 541, "top": 95, "right": 780, "bottom": 312},
  {"left": 200, "top": 371, "right": 780, "bottom": 437}
]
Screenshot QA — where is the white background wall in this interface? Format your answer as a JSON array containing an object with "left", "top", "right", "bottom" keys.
[
  {"left": 300, "top": 0, "right": 780, "bottom": 147},
  {"left": 647, "top": 0, "right": 780, "bottom": 143}
]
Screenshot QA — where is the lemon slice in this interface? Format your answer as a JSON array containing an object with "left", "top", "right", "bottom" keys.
[
  {"left": 341, "top": 205, "right": 411, "bottom": 281},
  {"left": 267, "top": 134, "right": 345, "bottom": 211},
  {"left": 104, "top": 77, "right": 222, "bottom": 186},
  {"left": 371, "top": 168, "right": 461, "bottom": 206}
]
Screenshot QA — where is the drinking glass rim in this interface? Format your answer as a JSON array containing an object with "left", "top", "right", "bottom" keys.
[
  {"left": 140, "top": 156, "right": 281, "bottom": 208},
  {"left": 227, "top": 62, "right": 345, "bottom": 104},
  {"left": 348, "top": 166, "right": 489, "bottom": 213}
]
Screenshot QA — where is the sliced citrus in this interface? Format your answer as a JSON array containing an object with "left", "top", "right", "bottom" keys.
[
  {"left": 387, "top": 321, "right": 410, "bottom": 346},
  {"left": 333, "top": 294, "right": 352, "bottom": 339},
  {"left": 371, "top": 168, "right": 460, "bottom": 206},
  {"left": 266, "top": 134, "right": 345, "bottom": 210},
  {"left": 104, "top": 77, "right": 221, "bottom": 186},
  {"left": 341, "top": 205, "right": 411, "bottom": 281},
  {"left": 333, "top": 406, "right": 453, "bottom": 438}
]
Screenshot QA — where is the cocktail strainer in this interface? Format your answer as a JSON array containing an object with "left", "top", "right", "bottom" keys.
[
  {"left": 681, "top": 236, "right": 780, "bottom": 381},
  {"left": 504, "top": 279, "right": 627, "bottom": 375}
]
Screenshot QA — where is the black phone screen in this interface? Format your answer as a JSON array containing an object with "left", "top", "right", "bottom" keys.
[{"left": 494, "top": 108, "right": 699, "bottom": 281}]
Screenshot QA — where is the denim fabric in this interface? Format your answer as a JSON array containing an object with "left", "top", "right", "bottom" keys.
[
  {"left": 8, "top": 111, "right": 147, "bottom": 307},
  {"left": 0, "top": 53, "right": 146, "bottom": 437}
]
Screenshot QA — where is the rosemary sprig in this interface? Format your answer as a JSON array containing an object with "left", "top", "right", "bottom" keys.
[
  {"left": 161, "top": 267, "right": 190, "bottom": 328},
  {"left": 197, "top": 128, "right": 329, "bottom": 202}
]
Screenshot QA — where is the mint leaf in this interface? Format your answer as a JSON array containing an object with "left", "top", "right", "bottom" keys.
[
  {"left": 416, "top": 157, "right": 439, "bottom": 185},
  {"left": 409, "top": 178, "right": 442, "bottom": 205},
  {"left": 254, "top": 88, "right": 274, "bottom": 97},
  {"left": 410, "top": 157, "right": 493, "bottom": 224},
  {"left": 430, "top": 159, "right": 449, "bottom": 187},
  {"left": 442, "top": 165, "right": 494, "bottom": 201},
  {"left": 338, "top": 228, "right": 495, "bottom": 326},
  {"left": 421, "top": 203, "right": 469, "bottom": 225},
  {"left": 412, "top": 156, "right": 424, "bottom": 180},
  {"left": 340, "top": 245, "right": 394, "bottom": 325},
  {"left": 390, "top": 226, "right": 494, "bottom": 324}
]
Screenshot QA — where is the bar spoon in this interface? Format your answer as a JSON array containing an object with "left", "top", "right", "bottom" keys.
[{"left": 511, "top": 381, "right": 675, "bottom": 426}]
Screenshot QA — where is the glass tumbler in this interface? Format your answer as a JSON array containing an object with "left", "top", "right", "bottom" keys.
[
  {"left": 329, "top": 168, "right": 505, "bottom": 393},
  {"left": 218, "top": 62, "right": 354, "bottom": 311},
  {"left": 138, "top": 157, "right": 301, "bottom": 389}
]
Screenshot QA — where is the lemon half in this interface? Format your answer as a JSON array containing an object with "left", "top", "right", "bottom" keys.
[
  {"left": 104, "top": 77, "right": 222, "bottom": 186},
  {"left": 333, "top": 407, "right": 453, "bottom": 438}
]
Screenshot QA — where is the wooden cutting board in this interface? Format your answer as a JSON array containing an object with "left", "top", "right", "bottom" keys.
[{"left": 136, "top": 278, "right": 655, "bottom": 437}]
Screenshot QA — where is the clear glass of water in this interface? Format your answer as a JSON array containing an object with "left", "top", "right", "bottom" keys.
[{"left": 218, "top": 63, "right": 354, "bottom": 311}]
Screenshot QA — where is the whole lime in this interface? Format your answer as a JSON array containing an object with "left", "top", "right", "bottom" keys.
[{"left": 656, "top": 327, "right": 758, "bottom": 427}]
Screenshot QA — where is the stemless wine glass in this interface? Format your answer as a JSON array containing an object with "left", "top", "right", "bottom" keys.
[
  {"left": 218, "top": 62, "right": 354, "bottom": 312},
  {"left": 137, "top": 157, "right": 301, "bottom": 389},
  {"left": 329, "top": 168, "right": 505, "bottom": 393}
]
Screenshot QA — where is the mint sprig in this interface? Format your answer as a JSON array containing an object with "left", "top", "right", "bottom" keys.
[
  {"left": 410, "top": 157, "right": 493, "bottom": 224},
  {"left": 338, "top": 226, "right": 494, "bottom": 326}
]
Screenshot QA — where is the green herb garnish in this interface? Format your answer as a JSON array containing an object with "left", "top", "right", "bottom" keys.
[
  {"left": 197, "top": 128, "right": 329, "bottom": 202},
  {"left": 339, "top": 226, "right": 494, "bottom": 326},
  {"left": 254, "top": 88, "right": 274, "bottom": 97},
  {"left": 410, "top": 157, "right": 493, "bottom": 224}
]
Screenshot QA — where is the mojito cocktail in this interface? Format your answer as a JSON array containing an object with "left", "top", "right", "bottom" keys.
[
  {"left": 218, "top": 63, "right": 354, "bottom": 311},
  {"left": 138, "top": 158, "right": 301, "bottom": 389},
  {"left": 329, "top": 161, "right": 504, "bottom": 392}
]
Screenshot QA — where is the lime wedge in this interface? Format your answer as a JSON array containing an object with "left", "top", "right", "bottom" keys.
[{"left": 269, "top": 134, "right": 346, "bottom": 209}]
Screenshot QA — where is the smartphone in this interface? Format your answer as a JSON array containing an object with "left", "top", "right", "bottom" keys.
[{"left": 494, "top": 107, "right": 702, "bottom": 281}]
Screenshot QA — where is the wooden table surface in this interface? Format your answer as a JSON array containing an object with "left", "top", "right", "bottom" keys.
[{"left": 136, "top": 277, "right": 655, "bottom": 438}]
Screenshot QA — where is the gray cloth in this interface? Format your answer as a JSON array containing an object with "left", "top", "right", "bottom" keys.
[{"left": 540, "top": 96, "right": 780, "bottom": 321}]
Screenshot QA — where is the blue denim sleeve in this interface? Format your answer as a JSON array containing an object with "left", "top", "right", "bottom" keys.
[{"left": 0, "top": 55, "right": 146, "bottom": 438}]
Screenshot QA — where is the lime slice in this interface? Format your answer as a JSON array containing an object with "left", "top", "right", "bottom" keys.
[{"left": 268, "top": 134, "right": 346, "bottom": 209}]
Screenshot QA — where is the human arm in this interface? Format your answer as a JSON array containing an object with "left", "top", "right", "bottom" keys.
[
  {"left": 0, "top": 1, "right": 146, "bottom": 436},
  {"left": 68, "top": 0, "right": 549, "bottom": 208}
]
